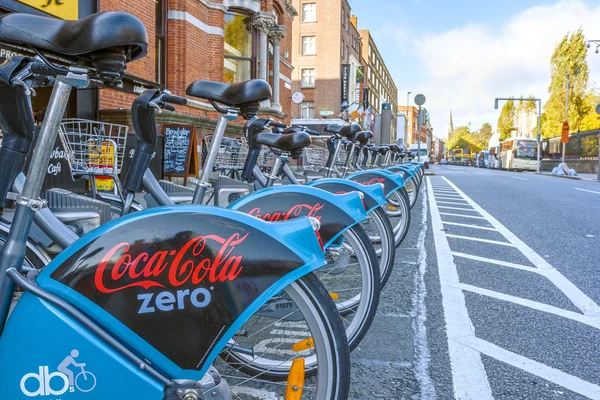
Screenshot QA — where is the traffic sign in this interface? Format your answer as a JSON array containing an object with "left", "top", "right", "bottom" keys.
[
  {"left": 414, "top": 94, "right": 426, "bottom": 106},
  {"left": 561, "top": 121, "right": 569, "bottom": 143}
]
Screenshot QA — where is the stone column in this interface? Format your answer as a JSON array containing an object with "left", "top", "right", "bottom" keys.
[
  {"left": 252, "top": 13, "right": 276, "bottom": 82},
  {"left": 268, "top": 25, "right": 286, "bottom": 111}
]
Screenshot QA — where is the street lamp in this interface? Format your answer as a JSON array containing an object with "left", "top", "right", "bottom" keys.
[
  {"left": 587, "top": 40, "right": 600, "bottom": 54},
  {"left": 495, "top": 97, "right": 542, "bottom": 174}
]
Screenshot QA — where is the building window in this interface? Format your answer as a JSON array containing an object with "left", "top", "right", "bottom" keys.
[
  {"left": 302, "top": 36, "right": 316, "bottom": 55},
  {"left": 301, "top": 101, "right": 315, "bottom": 118},
  {"left": 301, "top": 68, "right": 315, "bottom": 87},
  {"left": 302, "top": 3, "right": 316, "bottom": 22},
  {"left": 155, "top": 0, "right": 166, "bottom": 86},
  {"left": 341, "top": 39, "right": 345, "bottom": 58},
  {"left": 224, "top": 12, "right": 254, "bottom": 83},
  {"left": 346, "top": 13, "right": 349, "bottom": 31}
]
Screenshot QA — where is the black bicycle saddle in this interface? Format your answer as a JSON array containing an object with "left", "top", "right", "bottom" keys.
[
  {"left": 377, "top": 146, "right": 390, "bottom": 155},
  {"left": 355, "top": 130, "right": 373, "bottom": 143},
  {"left": 325, "top": 123, "right": 362, "bottom": 138},
  {"left": 254, "top": 131, "right": 311, "bottom": 151},
  {"left": 186, "top": 79, "right": 272, "bottom": 107},
  {"left": 0, "top": 12, "right": 147, "bottom": 61}
]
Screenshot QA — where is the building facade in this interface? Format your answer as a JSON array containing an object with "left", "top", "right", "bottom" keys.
[
  {"left": 398, "top": 105, "right": 427, "bottom": 146},
  {"left": 0, "top": 0, "right": 299, "bottom": 186},
  {"left": 290, "top": 0, "right": 362, "bottom": 127},
  {"left": 358, "top": 28, "right": 398, "bottom": 141}
]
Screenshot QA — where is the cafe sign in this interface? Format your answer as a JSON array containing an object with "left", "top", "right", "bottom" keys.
[{"left": 17, "top": 0, "right": 78, "bottom": 20}]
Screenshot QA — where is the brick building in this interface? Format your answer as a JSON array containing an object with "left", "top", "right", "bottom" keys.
[
  {"left": 0, "top": 0, "right": 299, "bottom": 181},
  {"left": 289, "top": 0, "right": 362, "bottom": 128},
  {"left": 398, "top": 105, "right": 428, "bottom": 146}
]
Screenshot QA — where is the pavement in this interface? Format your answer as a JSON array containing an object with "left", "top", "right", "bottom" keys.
[{"left": 354, "top": 164, "right": 600, "bottom": 399}]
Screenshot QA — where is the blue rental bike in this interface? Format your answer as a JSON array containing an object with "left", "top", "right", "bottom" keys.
[{"left": 0, "top": 11, "right": 350, "bottom": 399}]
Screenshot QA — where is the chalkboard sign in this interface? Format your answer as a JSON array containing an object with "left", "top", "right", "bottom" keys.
[{"left": 163, "top": 125, "right": 198, "bottom": 185}]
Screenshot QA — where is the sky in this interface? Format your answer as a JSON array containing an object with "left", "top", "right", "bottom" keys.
[{"left": 348, "top": 0, "right": 600, "bottom": 139}]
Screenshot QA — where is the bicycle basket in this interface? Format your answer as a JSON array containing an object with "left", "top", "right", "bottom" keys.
[
  {"left": 203, "top": 135, "right": 249, "bottom": 171},
  {"left": 303, "top": 145, "right": 329, "bottom": 167},
  {"left": 58, "top": 119, "right": 128, "bottom": 177}
]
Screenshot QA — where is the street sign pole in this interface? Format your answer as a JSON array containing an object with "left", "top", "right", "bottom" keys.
[
  {"left": 562, "top": 74, "right": 570, "bottom": 164},
  {"left": 414, "top": 94, "right": 426, "bottom": 163},
  {"left": 537, "top": 100, "right": 542, "bottom": 174}
]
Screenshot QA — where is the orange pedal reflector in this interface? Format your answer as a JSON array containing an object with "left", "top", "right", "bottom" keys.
[
  {"left": 292, "top": 337, "right": 314, "bottom": 352},
  {"left": 285, "top": 358, "right": 305, "bottom": 400},
  {"left": 329, "top": 292, "right": 339, "bottom": 300}
]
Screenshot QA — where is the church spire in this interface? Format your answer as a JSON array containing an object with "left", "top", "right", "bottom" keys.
[{"left": 447, "top": 110, "right": 455, "bottom": 137}]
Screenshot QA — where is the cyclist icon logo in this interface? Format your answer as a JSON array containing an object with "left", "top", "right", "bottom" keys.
[
  {"left": 57, "top": 349, "right": 97, "bottom": 393},
  {"left": 19, "top": 349, "right": 97, "bottom": 397}
]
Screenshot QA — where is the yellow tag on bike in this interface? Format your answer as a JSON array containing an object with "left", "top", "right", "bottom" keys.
[
  {"left": 292, "top": 338, "right": 314, "bottom": 352},
  {"left": 285, "top": 358, "right": 305, "bottom": 400}
]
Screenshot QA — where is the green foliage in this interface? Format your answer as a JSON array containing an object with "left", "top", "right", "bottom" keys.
[
  {"left": 472, "top": 122, "right": 493, "bottom": 149},
  {"left": 446, "top": 125, "right": 482, "bottom": 153},
  {"left": 497, "top": 99, "right": 515, "bottom": 141},
  {"left": 541, "top": 29, "right": 590, "bottom": 138}
]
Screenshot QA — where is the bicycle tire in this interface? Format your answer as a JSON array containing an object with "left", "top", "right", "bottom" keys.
[
  {"left": 386, "top": 188, "right": 411, "bottom": 247},
  {"left": 218, "top": 272, "right": 351, "bottom": 399},
  {"left": 360, "top": 207, "right": 396, "bottom": 288}
]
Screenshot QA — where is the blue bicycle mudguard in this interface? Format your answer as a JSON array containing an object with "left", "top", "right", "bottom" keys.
[
  {"left": 0, "top": 295, "right": 165, "bottom": 399},
  {"left": 305, "top": 178, "right": 386, "bottom": 214},
  {"left": 386, "top": 165, "right": 417, "bottom": 181},
  {"left": 20, "top": 206, "right": 324, "bottom": 383},
  {"left": 228, "top": 185, "right": 366, "bottom": 248},
  {"left": 346, "top": 170, "right": 405, "bottom": 199}
]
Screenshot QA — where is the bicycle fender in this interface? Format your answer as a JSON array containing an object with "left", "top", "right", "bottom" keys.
[
  {"left": 228, "top": 185, "right": 366, "bottom": 247},
  {"left": 34, "top": 206, "right": 325, "bottom": 381},
  {"left": 346, "top": 170, "right": 405, "bottom": 198},
  {"left": 386, "top": 165, "right": 416, "bottom": 181},
  {"left": 306, "top": 178, "right": 386, "bottom": 214}
]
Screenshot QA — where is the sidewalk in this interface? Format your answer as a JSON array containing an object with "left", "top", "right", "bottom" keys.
[{"left": 536, "top": 172, "right": 600, "bottom": 182}]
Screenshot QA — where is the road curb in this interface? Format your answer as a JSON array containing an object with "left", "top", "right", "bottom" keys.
[{"left": 535, "top": 173, "right": 600, "bottom": 182}]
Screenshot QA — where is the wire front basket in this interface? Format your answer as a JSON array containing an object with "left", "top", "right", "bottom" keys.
[
  {"left": 59, "top": 119, "right": 128, "bottom": 178},
  {"left": 304, "top": 145, "right": 329, "bottom": 168},
  {"left": 203, "top": 135, "right": 278, "bottom": 171}
]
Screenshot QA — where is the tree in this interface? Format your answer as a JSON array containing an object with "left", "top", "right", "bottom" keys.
[
  {"left": 541, "top": 29, "right": 590, "bottom": 138},
  {"left": 446, "top": 125, "right": 481, "bottom": 153},
  {"left": 516, "top": 96, "right": 537, "bottom": 137},
  {"left": 497, "top": 99, "right": 515, "bottom": 141},
  {"left": 472, "top": 122, "right": 493, "bottom": 149},
  {"left": 579, "top": 92, "right": 600, "bottom": 132}
]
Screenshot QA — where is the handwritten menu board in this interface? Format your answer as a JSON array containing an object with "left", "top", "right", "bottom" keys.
[{"left": 162, "top": 125, "right": 198, "bottom": 185}]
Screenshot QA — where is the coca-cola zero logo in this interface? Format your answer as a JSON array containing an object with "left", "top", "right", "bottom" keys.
[
  {"left": 248, "top": 203, "right": 325, "bottom": 222},
  {"left": 94, "top": 233, "right": 249, "bottom": 294},
  {"left": 356, "top": 177, "right": 386, "bottom": 186}
]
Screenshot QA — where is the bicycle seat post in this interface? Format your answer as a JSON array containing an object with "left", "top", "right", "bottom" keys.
[{"left": 192, "top": 109, "right": 238, "bottom": 204}]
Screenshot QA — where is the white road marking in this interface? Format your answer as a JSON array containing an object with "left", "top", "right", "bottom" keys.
[
  {"left": 440, "top": 212, "right": 487, "bottom": 220},
  {"left": 436, "top": 200, "right": 470, "bottom": 205},
  {"left": 575, "top": 188, "right": 600, "bottom": 195},
  {"left": 456, "top": 336, "right": 600, "bottom": 400},
  {"left": 445, "top": 234, "right": 515, "bottom": 247},
  {"left": 435, "top": 195, "right": 464, "bottom": 199},
  {"left": 512, "top": 176, "right": 527, "bottom": 180},
  {"left": 456, "top": 283, "right": 600, "bottom": 330},
  {"left": 427, "top": 178, "right": 494, "bottom": 399},
  {"left": 443, "top": 177, "right": 600, "bottom": 317},
  {"left": 412, "top": 184, "right": 437, "bottom": 398},
  {"left": 450, "top": 252, "right": 540, "bottom": 273},
  {"left": 230, "top": 387, "right": 280, "bottom": 400},
  {"left": 443, "top": 222, "right": 498, "bottom": 231},
  {"left": 438, "top": 206, "right": 478, "bottom": 212}
]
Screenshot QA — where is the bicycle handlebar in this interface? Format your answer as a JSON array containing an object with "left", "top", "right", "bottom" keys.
[{"left": 162, "top": 94, "right": 187, "bottom": 106}]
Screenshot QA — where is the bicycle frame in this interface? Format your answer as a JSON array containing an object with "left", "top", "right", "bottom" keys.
[{"left": 0, "top": 69, "right": 330, "bottom": 398}]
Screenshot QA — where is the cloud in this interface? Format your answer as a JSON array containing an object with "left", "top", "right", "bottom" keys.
[{"left": 415, "top": 0, "right": 600, "bottom": 138}]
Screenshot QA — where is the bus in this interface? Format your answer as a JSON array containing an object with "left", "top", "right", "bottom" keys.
[{"left": 498, "top": 138, "right": 538, "bottom": 171}]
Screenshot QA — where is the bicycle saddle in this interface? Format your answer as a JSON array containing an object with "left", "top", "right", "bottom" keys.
[
  {"left": 355, "top": 130, "right": 373, "bottom": 142},
  {"left": 377, "top": 146, "right": 390, "bottom": 155},
  {"left": 254, "top": 131, "right": 311, "bottom": 151},
  {"left": 186, "top": 79, "right": 271, "bottom": 106},
  {"left": 388, "top": 144, "right": 401, "bottom": 152},
  {"left": 0, "top": 12, "right": 147, "bottom": 61},
  {"left": 325, "top": 123, "right": 362, "bottom": 138}
]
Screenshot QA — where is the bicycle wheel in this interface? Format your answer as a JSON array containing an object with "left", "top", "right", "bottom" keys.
[
  {"left": 385, "top": 188, "right": 411, "bottom": 247},
  {"left": 404, "top": 176, "right": 419, "bottom": 208},
  {"left": 217, "top": 273, "right": 350, "bottom": 399},
  {"left": 315, "top": 225, "right": 380, "bottom": 351},
  {"left": 359, "top": 207, "right": 396, "bottom": 288}
]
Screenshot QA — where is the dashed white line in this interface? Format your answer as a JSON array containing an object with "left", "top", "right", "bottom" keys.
[
  {"left": 427, "top": 177, "right": 494, "bottom": 399},
  {"left": 436, "top": 200, "right": 469, "bottom": 205},
  {"left": 456, "top": 283, "right": 600, "bottom": 330},
  {"left": 575, "top": 188, "right": 600, "bottom": 195},
  {"left": 443, "top": 177, "right": 600, "bottom": 317},
  {"left": 443, "top": 222, "right": 498, "bottom": 231},
  {"left": 456, "top": 336, "right": 600, "bottom": 400},
  {"left": 512, "top": 176, "right": 527, "bottom": 180},
  {"left": 440, "top": 212, "right": 487, "bottom": 220},
  {"left": 445, "top": 234, "right": 515, "bottom": 247},
  {"left": 450, "top": 252, "right": 540, "bottom": 273},
  {"left": 437, "top": 206, "right": 478, "bottom": 212}
]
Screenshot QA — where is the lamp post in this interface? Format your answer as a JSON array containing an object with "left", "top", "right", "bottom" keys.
[
  {"left": 563, "top": 73, "right": 570, "bottom": 164},
  {"left": 405, "top": 91, "right": 411, "bottom": 148},
  {"left": 495, "top": 97, "right": 542, "bottom": 174}
]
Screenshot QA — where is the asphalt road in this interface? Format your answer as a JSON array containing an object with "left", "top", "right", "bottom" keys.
[{"left": 355, "top": 165, "right": 600, "bottom": 399}]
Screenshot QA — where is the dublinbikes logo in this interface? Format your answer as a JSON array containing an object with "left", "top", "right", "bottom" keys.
[
  {"left": 20, "top": 349, "right": 97, "bottom": 397},
  {"left": 248, "top": 202, "right": 325, "bottom": 222},
  {"left": 93, "top": 233, "right": 250, "bottom": 314}
]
